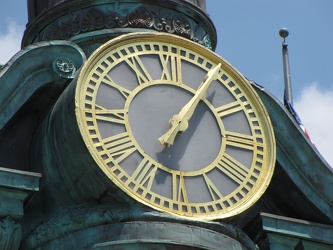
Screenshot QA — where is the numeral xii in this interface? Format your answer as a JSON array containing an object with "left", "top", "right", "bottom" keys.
[{"left": 160, "top": 53, "right": 182, "bottom": 83}]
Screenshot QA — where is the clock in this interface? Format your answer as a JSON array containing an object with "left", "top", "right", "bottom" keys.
[{"left": 75, "top": 32, "right": 275, "bottom": 220}]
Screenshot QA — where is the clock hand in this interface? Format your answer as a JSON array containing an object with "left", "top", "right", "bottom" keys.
[{"left": 159, "top": 63, "right": 221, "bottom": 146}]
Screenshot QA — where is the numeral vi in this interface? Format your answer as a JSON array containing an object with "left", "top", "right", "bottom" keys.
[
  {"left": 172, "top": 172, "right": 189, "bottom": 203},
  {"left": 132, "top": 158, "right": 157, "bottom": 191}
]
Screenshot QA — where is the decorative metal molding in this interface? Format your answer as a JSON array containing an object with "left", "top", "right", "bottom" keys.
[
  {"left": 0, "top": 217, "right": 21, "bottom": 250},
  {"left": 0, "top": 41, "right": 86, "bottom": 129},
  {"left": 35, "top": 4, "right": 212, "bottom": 49},
  {"left": 22, "top": 203, "right": 255, "bottom": 250},
  {"left": 52, "top": 57, "right": 76, "bottom": 78}
]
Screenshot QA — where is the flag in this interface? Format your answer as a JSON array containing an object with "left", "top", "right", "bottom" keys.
[{"left": 284, "top": 91, "right": 313, "bottom": 143}]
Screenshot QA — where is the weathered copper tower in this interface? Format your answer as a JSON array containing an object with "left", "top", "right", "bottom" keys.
[{"left": 0, "top": 1, "right": 332, "bottom": 249}]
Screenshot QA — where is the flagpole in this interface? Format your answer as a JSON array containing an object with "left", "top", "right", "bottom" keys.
[{"left": 279, "top": 28, "right": 293, "bottom": 105}]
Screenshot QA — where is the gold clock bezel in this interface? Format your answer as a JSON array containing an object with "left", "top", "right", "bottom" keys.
[{"left": 75, "top": 32, "right": 276, "bottom": 220}]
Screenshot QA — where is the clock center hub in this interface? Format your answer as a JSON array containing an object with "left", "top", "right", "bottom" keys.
[{"left": 128, "top": 84, "right": 222, "bottom": 172}]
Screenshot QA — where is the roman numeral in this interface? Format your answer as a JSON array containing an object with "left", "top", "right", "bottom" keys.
[
  {"left": 215, "top": 154, "right": 250, "bottom": 186},
  {"left": 172, "top": 172, "right": 189, "bottom": 203},
  {"left": 215, "top": 101, "right": 243, "bottom": 118},
  {"left": 132, "top": 158, "right": 157, "bottom": 191},
  {"left": 94, "top": 106, "right": 126, "bottom": 125},
  {"left": 102, "top": 74, "right": 132, "bottom": 99},
  {"left": 224, "top": 131, "right": 256, "bottom": 151},
  {"left": 203, "top": 174, "right": 224, "bottom": 201},
  {"left": 125, "top": 55, "right": 152, "bottom": 85},
  {"left": 102, "top": 132, "right": 136, "bottom": 164},
  {"left": 159, "top": 53, "right": 182, "bottom": 83}
]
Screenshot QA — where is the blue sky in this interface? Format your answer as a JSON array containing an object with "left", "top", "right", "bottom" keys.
[
  {"left": 0, "top": 0, "right": 332, "bottom": 168},
  {"left": 207, "top": 1, "right": 333, "bottom": 99}
]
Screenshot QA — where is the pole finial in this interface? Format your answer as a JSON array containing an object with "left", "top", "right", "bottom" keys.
[{"left": 279, "top": 28, "right": 289, "bottom": 43}]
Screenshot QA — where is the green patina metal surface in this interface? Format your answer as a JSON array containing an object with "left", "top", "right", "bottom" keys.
[
  {"left": 249, "top": 213, "right": 333, "bottom": 249},
  {"left": 21, "top": 203, "right": 255, "bottom": 249},
  {"left": 0, "top": 167, "right": 40, "bottom": 219},
  {"left": 0, "top": 41, "right": 86, "bottom": 129},
  {"left": 252, "top": 82, "right": 333, "bottom": 222},
  {"left": 0, "top": 168, "right": 40, "bottom": 249}
]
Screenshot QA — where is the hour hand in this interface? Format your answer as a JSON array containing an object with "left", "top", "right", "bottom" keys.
[
  {"left": 158, "top": 121, "right": 179, "bottom": 147},
  {"left": 158, "top": 114, "right": 189, "bottom": 146}
]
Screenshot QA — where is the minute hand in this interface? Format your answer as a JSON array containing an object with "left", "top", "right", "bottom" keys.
[{"left": 159, "top": 63, "right": 221, "bottom": 146}]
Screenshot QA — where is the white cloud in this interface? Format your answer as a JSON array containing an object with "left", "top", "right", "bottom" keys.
[
  {"left": 0, "top": 21, "right": 24, "bottom": 64},
  {"left": 294, "top": 83, "right": 333, "bottom": 168}
]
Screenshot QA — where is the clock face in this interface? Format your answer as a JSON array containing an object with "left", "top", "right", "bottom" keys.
[{"left": 75, "top": 33, "right": 275, "bottom": 220}]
